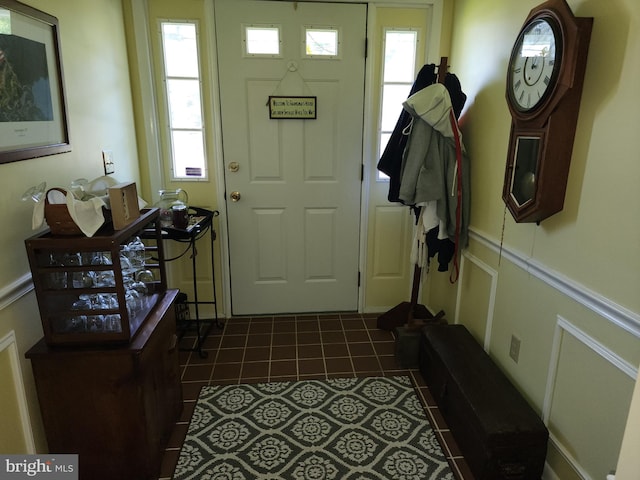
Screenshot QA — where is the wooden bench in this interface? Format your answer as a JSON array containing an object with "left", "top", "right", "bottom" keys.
[{"left": 419, "top": 324, "right": 548, "bottom": 480}]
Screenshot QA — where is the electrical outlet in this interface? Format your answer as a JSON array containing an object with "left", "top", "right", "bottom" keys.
[
  {"left": 102, "top": 150, "right": 115, "bottom": 175},
  {"left": 509, "top": 334, "right": 521, "bottom": 363}
]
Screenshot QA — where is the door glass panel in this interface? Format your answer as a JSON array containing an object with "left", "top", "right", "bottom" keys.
[
  {"left": 244, "top": 26, "right": 281, "bottom": 55},
  {"left": 305, "top": 28, "right": 339, "bottom": 57}
]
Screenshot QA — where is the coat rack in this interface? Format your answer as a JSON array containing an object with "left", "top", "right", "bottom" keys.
[{"left": 377, "top": 57, "right": 450, "bottom": 331}]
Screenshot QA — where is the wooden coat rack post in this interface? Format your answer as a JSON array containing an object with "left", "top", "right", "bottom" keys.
[{"left": 377, "top": 57, "right": 450, "bottom": 331}]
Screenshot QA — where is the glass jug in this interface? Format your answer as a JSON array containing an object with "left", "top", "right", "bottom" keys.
[{"left": 156, "top": 188, "right": 188, "bottom": 227}]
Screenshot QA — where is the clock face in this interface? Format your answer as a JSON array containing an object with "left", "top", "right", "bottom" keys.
[{"left": 508, "top": 17, "right": 561, "bottom": 112}]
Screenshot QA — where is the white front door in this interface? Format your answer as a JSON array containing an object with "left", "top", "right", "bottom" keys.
[{"left": 215, "top": 0, "right": 367, "bottom": 315}]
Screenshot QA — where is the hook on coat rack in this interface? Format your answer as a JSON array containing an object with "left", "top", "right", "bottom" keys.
[{"left": 437, "top": 56, "right": 449, "bottom": 84}]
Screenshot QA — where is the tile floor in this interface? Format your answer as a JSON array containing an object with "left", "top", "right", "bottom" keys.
[{"left": 158, "top": 312, "right": 475, "bottom": 480}]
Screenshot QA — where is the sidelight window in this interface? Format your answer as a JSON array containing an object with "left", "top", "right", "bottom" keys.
[
  {"left": 378, "top": 29, "right": 419, "bottom": 180},
  {"left": 160, "top": 21, "right": 207, "bottom": 180}
]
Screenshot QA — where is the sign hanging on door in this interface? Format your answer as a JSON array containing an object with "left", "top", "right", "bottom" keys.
[{"left": 268, "top": 96, "right": 317, "bottom": 119}]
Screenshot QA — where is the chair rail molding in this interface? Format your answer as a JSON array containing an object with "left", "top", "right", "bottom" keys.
[{"left": 469, "top": 228, "right": 640, "bottom": 339}]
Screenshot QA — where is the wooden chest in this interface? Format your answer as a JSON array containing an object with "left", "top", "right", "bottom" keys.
[{"left": 419, "top": 324, "right": 548, "bottom": 480}]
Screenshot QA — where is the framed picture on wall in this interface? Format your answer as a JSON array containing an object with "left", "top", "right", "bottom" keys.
[{"left": 0, "top": 0, "right": 70, "bottom": 164}]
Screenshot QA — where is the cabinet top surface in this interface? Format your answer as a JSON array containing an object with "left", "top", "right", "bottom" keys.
[{"left": 25, "top": 208, "right": 160, "bottom": 248}]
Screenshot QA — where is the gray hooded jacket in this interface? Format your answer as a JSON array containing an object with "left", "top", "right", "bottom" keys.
[{"left": 398, "top": 83, "right": 470, "bottom": 248}]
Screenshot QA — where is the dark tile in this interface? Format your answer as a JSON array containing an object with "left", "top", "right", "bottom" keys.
[
  {"left": 325, "top": 357, "right": 353, "bottom": 374},
  {"left": 348, "top": 342, "right": 375, "bottom": 357},
  {"left": 352, "top": 356, "right": 381, "bottom": 373},
  {"left": 298, "top": 358, "right": 325, "bottom": 375},
  {"left": 319, "top": 319, "right": 342, "bottom": 331},
  {"left": 323, "top": 343, "right": 349, "bottom": 357},
  {"left": 182, "top": 364, "right": 213, "bottom": 382},
  {"left": 249, "top": 322, "right": 273, "bottom": 334},
  {"left": 220, "top": 335, "right": 247, "bottom": 348},
  {"left": 369, "top": 329, "right": 394, "bottom": 341},
  {"left": 225, "top": 322, "right": 250, "bottom": 335},
  {"left": 272, "top": 332, "right": 296, "bottom": 346},
  {"left": 215, "top": 348, "right": 244, "bottom": 364},
  {"left": 378, "top": 354, "right": 403, "bottom": 371},
  {"left": 297, "top": 331, "right": 321, "bottom": 344},
  {"left": 344, "top": 330, "right": 371, "bottom": 342},
  {"left": 271, "top": 345, "right": 296, "bottom": 360},
  {"left": 244, "top": 346, "right": 271, "bottom": 362},
  {"left": 373, "top": 341, "right": 395, "bottom": 356},
  {"left": 341, "top": 317, "right": 365, "bottom": 330},
  {"left": 246, "top": 333, "right": 271, "bottom": 347},
  {"left": 212, "top": 363, "right": 242, "bottom": 381},
  {"left": 297, "top": 320, "right": 319, "bottom": 332},
  {"left": 298, "top": 344, "right": 323, "bottom": 359},
  {"left": 241, "top": 361, "right": 270, "bottom": 379},
  {"left": 321, "top": 331, "right": 346, "bottom": 344},
  {"left": 273, "top": 320, "right": 296, "bottom": 333},
  {"left": 270, "top": 359, "right": 297, "bottom": 377}
]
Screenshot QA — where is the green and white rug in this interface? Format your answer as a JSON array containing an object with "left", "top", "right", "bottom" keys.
[{"left": 173, "top": 376, "right": 454, "bottom": 480}]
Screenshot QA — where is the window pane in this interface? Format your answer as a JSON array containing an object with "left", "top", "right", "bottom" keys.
[
  {"left": 246, "top": 27, "right": 280, "bottom": 55},
  {"left": 171, "top": 131, "right": 205, "bottom": 177},
  {"left": 381, "top": 84, "right": 412, "bottom": 131},
  {"left": 167, "top": 79, "right": 202, "bottom": 129},
  {"left": 383, "top": 31, "right": 417, "bottom": 83},
  {"left": 306, "top": 29, "right": 338, "bottom": 56},
  {"left": 162, "top": 23, "right": 198, "bottom": 77}
]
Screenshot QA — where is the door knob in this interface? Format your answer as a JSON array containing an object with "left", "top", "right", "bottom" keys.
[
  {"left": 228, "top": 162, "right": 240, "bottom": 172},
  {"left": 230, "top": 191, "right": 241, "bottom": 202}
]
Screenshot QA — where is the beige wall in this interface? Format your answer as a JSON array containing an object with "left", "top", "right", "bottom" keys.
[
  {"left": 0, "top": 0, "right": 141, "bottom": 452},
  {"left": 424, "top": 0, "right": 640, "bottom": 478}
]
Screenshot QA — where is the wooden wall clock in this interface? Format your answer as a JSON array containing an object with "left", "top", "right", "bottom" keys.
[{"left": 503, "top": 0, "right": 593, "bottom": 223}]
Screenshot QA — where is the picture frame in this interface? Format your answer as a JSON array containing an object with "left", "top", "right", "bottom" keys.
[{"left": 0, "top": 0, "right": 70, "bottom": 164}]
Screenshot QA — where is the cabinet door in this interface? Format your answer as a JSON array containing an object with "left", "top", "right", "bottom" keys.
[{"left": 138, "top": 303, "right": 183, "bottom": 462}]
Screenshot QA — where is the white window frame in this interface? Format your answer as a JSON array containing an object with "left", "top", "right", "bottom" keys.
[
  {"left": 242, "top": 24, "right": 283, "bottom": 58},
  {"left": 377, "top": 27, "right": 420, "bottom": 181},
  {"left": 302, "top": 25, "right": 342, "bottom": 59},
  {"left": 159, "top": 19, "right": 208, "bottom": 181}
]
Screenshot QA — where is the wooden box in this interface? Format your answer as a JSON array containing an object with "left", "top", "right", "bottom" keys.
[
  {"left": 109, "top": 181, "right": 140, "bottom": 230},
  {"left": 419, "top": 324, "right": 548, "bottom": 480}
]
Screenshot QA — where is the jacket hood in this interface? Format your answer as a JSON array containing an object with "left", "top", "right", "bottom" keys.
[{"left": 403, "top": 83, "right": 459, "bottom": 139}]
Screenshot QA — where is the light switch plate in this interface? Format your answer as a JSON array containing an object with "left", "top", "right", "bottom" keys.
[{"left": 102, "top": 150, "right": 115, "bottom": 175}]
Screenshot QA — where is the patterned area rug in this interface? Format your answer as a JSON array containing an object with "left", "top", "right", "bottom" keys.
[{"left": 173, "top": 376, "right": 454, "bottom": 480}]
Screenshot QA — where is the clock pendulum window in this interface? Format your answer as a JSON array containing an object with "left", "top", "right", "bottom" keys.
[{"left": 503, "top": 0, "right": 592, "bottom": 224}]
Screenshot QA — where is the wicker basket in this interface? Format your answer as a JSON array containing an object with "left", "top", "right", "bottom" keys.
[{"left": 44, "top": 188, "right": 83, "bottom": 236}]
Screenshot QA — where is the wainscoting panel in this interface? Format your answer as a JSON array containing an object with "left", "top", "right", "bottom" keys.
[
  {"left": 0, "top": 331, "right": 35, "bottom": 453},
  {"left": 454, "top": 251, "right": 498, "bottom": 351},
  {"left": 543, "top": 316, "right": 637, "bottom": 480}
]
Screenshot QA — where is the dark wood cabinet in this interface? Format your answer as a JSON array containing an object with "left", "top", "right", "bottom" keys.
[{"left": 26, "top": 289, "right": 182, "bottom": 480}]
